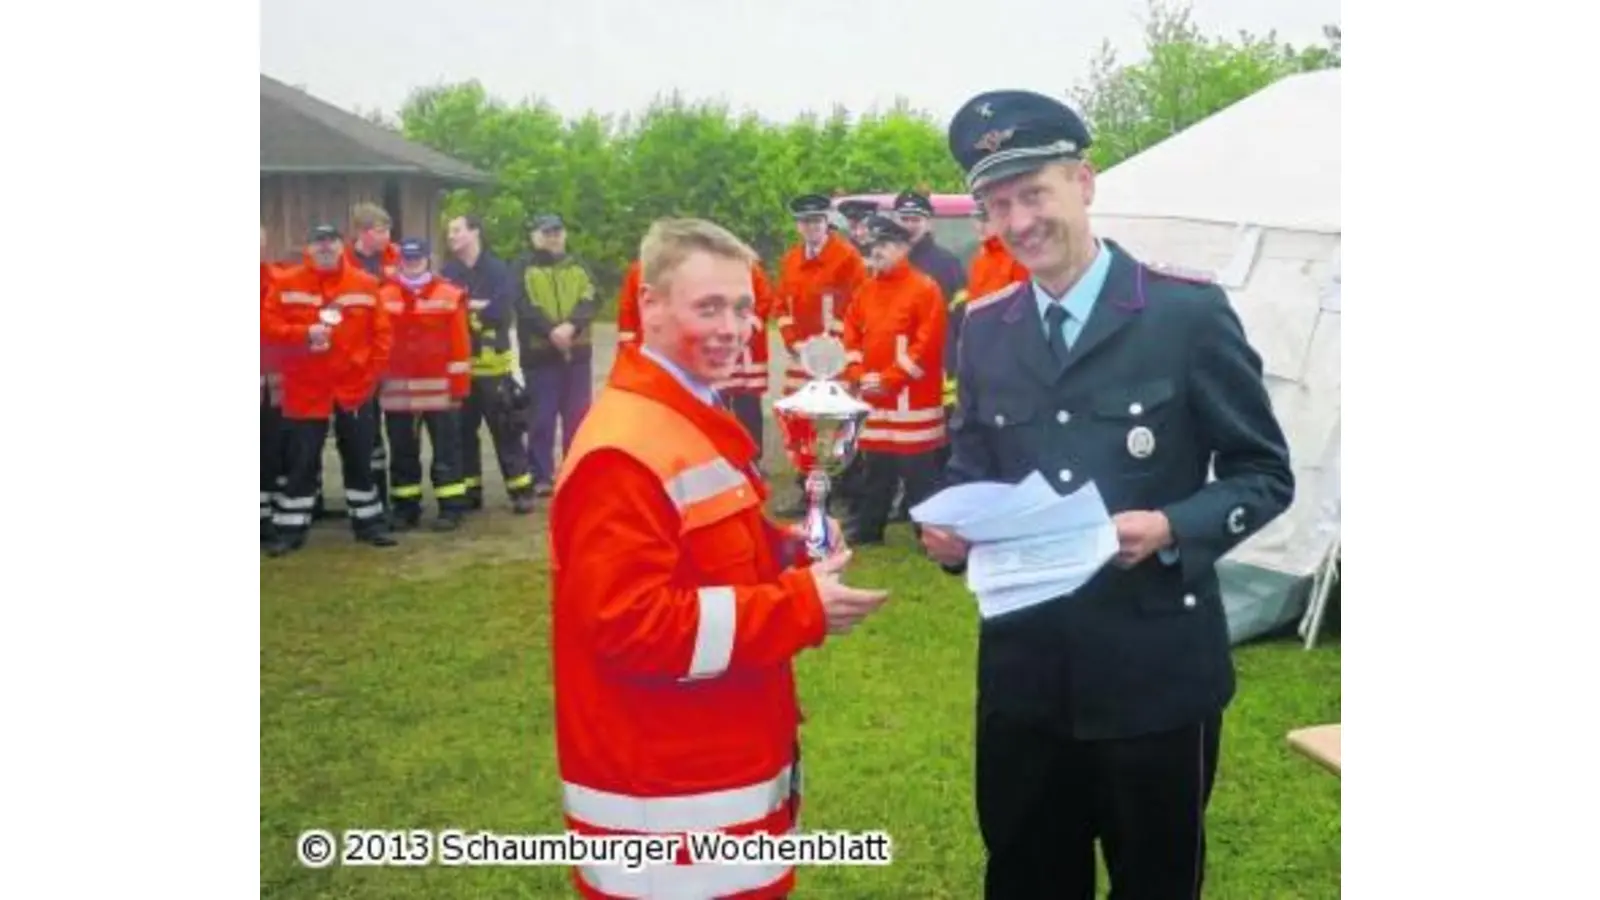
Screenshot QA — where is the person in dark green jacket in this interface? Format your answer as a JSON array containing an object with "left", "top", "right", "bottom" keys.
[{"left": 512, "top": 214, "right": 600, "bottom": 492}]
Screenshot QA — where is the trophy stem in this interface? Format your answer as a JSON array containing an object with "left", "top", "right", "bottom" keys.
[{"left": 802, "top": 469, "right": 833, "bottom": 560}]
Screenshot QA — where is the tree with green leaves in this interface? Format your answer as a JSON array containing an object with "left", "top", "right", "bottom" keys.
[{"left": 390, "top": 0, "right": 1338, "bottom": 317}]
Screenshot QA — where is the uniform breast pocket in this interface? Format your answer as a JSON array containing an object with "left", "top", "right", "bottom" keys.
[
  {"left": 976, "top": 393, "right": 1040, "bottom": 473},
  {"left": 1085, "top": 378, "right": 1181, "bottom": 477}
]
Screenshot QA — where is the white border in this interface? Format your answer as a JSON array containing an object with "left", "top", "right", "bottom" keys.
[{"left": 0, "top": 1, "right": 256, "bottom": 894}]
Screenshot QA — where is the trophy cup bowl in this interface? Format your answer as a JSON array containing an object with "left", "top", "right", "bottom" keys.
[{"left": 772, "top": 335, "right": 871, "bottom": 560}]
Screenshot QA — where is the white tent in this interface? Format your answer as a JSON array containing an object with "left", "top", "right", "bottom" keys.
[{"left": 1089, "top": 69, "right": 1342, "bottom": 645}]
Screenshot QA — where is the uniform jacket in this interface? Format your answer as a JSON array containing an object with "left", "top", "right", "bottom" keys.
[
  {"left": 514, "top": 249, "right": 600, "bottom": 368},
  {"left": 345, "top": 242, "right": 400, "bottom": 280},
  {"left": 377, "top": 276, "right": 472, "bottom": 412},
  {"left": 614, "top": 260, "right": 644, "bottom": 352},
  {"left": 945, "top": 240, "right": 1294, "bottom": 740},
  {"left": 441, "top": 250, "right": 518, "bottom": 377},
  {"left": 549, "top": 345, "right": 824, "bottom": 900},
  {"left": 842, "top": 258, "right": 948, "bottom": 455},
  {"left": 261, "top": 262, "right": 290, "bottom": 405},
  {"left": 773, "top": 233, "right": 867, "bottom": 392},
  {"left": 261, "top": 256, "right": 392, "bottom": 420},
  {"left": 967, "top": 235, "right": 1029, "bottom": 299}
]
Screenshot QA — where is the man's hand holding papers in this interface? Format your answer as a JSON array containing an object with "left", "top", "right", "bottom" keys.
[{"left": 911, "top": 473, "right": 1122, "bottom": 621}]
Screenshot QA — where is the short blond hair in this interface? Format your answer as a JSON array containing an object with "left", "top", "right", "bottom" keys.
[
  {"left": 639, "top": 218, "right": 758, "bottom": 293},
  {"left": 350, "top": 202, "right": 392, "bottom": 231}
]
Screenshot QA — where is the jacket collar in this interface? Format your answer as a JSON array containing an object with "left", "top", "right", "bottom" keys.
[{"left": 608, "top": 346, "right": 760, "bottom": 469}]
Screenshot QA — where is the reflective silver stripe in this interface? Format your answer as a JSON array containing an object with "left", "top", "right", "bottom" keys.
[
  {"left": 616, "top": 330, "right": 637, "bottom": 342},
  {"left": 385, "top": 377, "right": 449, "bottom": 391},
  {"left": 273, "top": 512, "right": 312, "bottom": 527},
  {"left": 277, "top": 495, "right": 316, "bottom": 510},
  {"left": 259, "top": 491, "right": 272, "bottom": 504},
  {"left": 280, "top": 291, "right": 319, "bottom": 306},
  {"left": 445, "top": 361, "right": 471, "bottom": 374},
  {"left": 468, "top": 298, "right": 490, "bottom": 311},
  {"left": 776, "top": 316, "right": 794, "bottom": 327},
  {"left": 564, "top": 765, "right": 793, "bottom": 833},
  {"left": 350, "top": 503, "right": 385, "bottom": 520},
  {"left": 845, "top": 350, "right": 864, "bottom": 363},
  {"left": 579, "top": 859, "right": 787, "bottom": 898},
  {"left": 685, "top": 586, "right": 736, "bottom": 680},
  {"left": 661, "top": 459, "right": 748, "bottom": 512},
  {"left": 860, "top": 424, "right": 947, "bottom": 443},
  {"left": 346, "top": 488, "right": 378, "bottom": 503},
  {"left": 866, "top": 407, "right": 945, "bottom": 423},
  {"left": 415, "top": 297, "right": 457, "bottom": 312},
  {"left": 335, "top": 292, "right": 376, "bottom": 307},
  {"left": 896, "top": 334, "right": 924, "bottom": 379}
]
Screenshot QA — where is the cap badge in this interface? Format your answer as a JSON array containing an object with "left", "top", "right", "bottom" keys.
[
  {"left": 977, "top": 102, "right": 993, "bottom": 118},
  {"left": 974, "top": 128, "right": 1015, "bottom": 153}
]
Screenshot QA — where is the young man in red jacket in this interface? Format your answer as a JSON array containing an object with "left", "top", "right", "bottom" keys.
[
  {"left": 549, "top": 217, "right": 890, "bottom": 900},
  {"left": 377, "top": 239, "right": 473, "bottom": 532},
  {"left": 261, "top": 225, "right": 398, "bottom": 556}
]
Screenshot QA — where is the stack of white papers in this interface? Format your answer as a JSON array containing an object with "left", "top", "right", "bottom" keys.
[{"left": 910, "top": 472, "right": 1119, "bottom": 620}]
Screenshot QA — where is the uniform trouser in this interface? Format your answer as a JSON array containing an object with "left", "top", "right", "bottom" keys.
[
  {"left": 852, "top": 448, "right": 940, "bottom": 539},
  {"left": 385, "top": 408, "right": 468, "bottom": 520},
  {"left": 275, "top": 404, "right": 387, "bottom": 539},
  {"left": 977, "top": 711, "right": 1222, "bottom": 900},
  {"left": 260, "top": 390, "right": 286, "bottom": 530},
  {"left": 726, "top": 391, "right": 764, "bottom": 453},
  {"left": 526, "top": 357, "right": 593, "bottom": 486},
  {"left": 461, "top": 375, "right": 533, "bottom": 503},
  {"left": 365, "top": 396, "right": 389, "bottom": 512}
]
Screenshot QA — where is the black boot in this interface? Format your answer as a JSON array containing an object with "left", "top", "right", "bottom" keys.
[
  {"left": 431, "top": 509, "right": 464, "bottom": 532},
  {"left": 511, "top": 491, "right": 536, "bottom": 515},
  {"left": 264, "top": 531, "right": 306, "bottom": 557}
]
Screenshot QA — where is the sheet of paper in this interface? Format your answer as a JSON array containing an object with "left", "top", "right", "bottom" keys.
[
  {"left": 909, "top": 471, "right": 1059, "bottom": 530},
  {"left": 957, "top": 481, "right": 1113, "bottom": 544},
  {"left": 967, "top": 522, "right": 1120, "bottom": 596}
]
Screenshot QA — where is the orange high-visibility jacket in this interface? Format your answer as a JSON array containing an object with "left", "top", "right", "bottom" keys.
[
  {"left": 262, "top": 256, "right": 392, "bottom": 420},
  {"left": 549, "top": 346, "right": 826, "bottom": 900},
  {"left": 615, "top": 260, "right": 643, "bottom": 352},
  {"left": 842, "top": 257, "right": 949, "bottom": 455},
  {"left": 712, "top": 262, "right": 774, "bottom": 397},
  {"left": 344, "top": 242, "right": 401, "bottom": 280},
  {"left": 773, "top": 234, "right": 867, "bottom": 394},
  {"left": 966, "top": 235, "right": 1029, "bottom": 299},
  {"left": 261, "top": 262, "right": 289, "bottom": 406},
  {"left": 377, "top": 276, "right": 471, "bottom": 412}
]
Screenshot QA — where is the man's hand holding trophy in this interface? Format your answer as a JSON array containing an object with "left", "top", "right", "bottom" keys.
[
  {"left": 308, "top": 305, "right": 342, "bottom": 353},
  {"left": 772, "top": 333, "right": 891, "bottom": 635}
]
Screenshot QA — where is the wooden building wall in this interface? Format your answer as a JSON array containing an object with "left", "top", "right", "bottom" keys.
[{"left": 261, "top": 174, "right": 451, "bottom": 265}]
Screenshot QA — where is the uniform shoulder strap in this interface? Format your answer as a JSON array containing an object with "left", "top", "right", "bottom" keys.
[{"left": 963, "top": 281, "right": 1023, "bottom": 315}]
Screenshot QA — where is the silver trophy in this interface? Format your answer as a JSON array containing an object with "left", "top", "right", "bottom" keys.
[
  {"left": 772, "top": 334, "right": 872, "bottom": 560},
  {"left": 312, "top": 305, "right": 342, "bottom": 352}
]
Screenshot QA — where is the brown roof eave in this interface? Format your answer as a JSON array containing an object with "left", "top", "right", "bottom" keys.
[{"left": 260, "top": 165, "right": 494, "bottom": 187}]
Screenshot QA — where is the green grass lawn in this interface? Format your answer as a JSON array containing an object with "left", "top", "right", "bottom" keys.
[{"left": 262, "top": 500, "right": 1340, "bottom": 899}]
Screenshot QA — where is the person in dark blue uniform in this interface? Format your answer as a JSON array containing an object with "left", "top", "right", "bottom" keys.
[{"left": 922, "top": 89, "right": 1295, "bottom": 899}]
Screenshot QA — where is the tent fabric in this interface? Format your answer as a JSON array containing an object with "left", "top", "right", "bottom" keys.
[
  {"left": 1089, "top": 70, "right": 1340, "bottom": 234},
  {"left": 1088, "top": 70, "right": 1341, "bottom": 644}
]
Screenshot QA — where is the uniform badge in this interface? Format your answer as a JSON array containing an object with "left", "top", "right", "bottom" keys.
[
  {"left": 1126, "top": 426, "right": 1155, "bottom": 459},
  {"left": 974, "top": 127, "right": 1016, "bottom": 152},
  {"left": 1227, "top": 506, "right": 1247, "bottom": 535}
]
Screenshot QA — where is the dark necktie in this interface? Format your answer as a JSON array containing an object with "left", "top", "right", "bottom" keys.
[{"left": 1044, "top": 304, "right": 1070, "bottom": 365}]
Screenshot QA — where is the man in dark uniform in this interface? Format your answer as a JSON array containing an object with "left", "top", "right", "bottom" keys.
[
  {"left": 440, "top": 215, "right": 537, "bottom": 515},
  {"left": 895, "top": 189, "right": 968, "bottom": 519},
  {"left": 921, "top": 90, "right": 1294, "bottom": 899},
  {"left": 836, "top": 198, "right": 880, "bottom": 252}
]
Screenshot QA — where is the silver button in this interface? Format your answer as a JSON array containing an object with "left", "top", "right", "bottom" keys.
[
  {"left": 1058, "top": 469, "right": 1072, "bottom": 483},
  {"left": 1183, "top": 594, "right": 1196, "bottom": 608},
  {"left": 994, "top": 414, "right": 1006, "bottom": 426},
  {"left": 1129, "top": 402, "right": 1144, "bottom": 416},
  {"left": 1056, "top": 410, "right": 1070, "bottom": 424}
]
